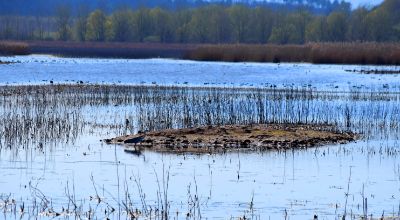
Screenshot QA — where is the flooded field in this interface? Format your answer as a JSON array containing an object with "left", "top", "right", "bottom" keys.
[
  {"left": 1, "top": 55, "right": 400, "bottom": 90},
  {"left": 0, "top": 55, "right": 400, "bottom": 219}
]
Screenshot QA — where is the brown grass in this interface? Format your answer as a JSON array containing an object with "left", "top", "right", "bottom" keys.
[
  {"left": 185, "top": 43, "right": 400, "bottom": 65},
  {"left": 310, "top": 43, "right": 400, "bottom": 65},
  {"left": 0, "top": 41, "right": 30, "bottom": 55},
  {"left": 2, "top": 41, "right": 400, "bottom": 65}
]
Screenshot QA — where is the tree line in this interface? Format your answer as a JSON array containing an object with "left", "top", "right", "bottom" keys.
[
  {"left": 0, "top": 0, "right": 348, "bottom": 16},
  {"left": 0, "top": 0, "right": 399, "bottom": 44}
]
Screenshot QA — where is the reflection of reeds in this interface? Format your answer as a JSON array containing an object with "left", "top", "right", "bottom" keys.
[
  {"left": 0, "top": 161, "right": 175, "bottom": 219},
  {"left": 2, "top": 165, "right": 399, "bottom": 219},
  {"left": 186, "top": 43, "right": 400, "bottom": 65},
  {"left": 0, "top": 41, "right": 30, "bottom": 55},
  {"left": 0, "top": 84, "right": 399, "bottom": 152},
  {"left": 28, "top": 41, "right": 195, "bottom": 58}
]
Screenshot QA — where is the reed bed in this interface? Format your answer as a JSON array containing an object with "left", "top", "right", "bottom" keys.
[
  {"left": 185, "top": 43, "right": 400, "bottom": 65},
  {"left": 0, "top": 84, "right": 399, "bottom": 153},
  {"left": 3, "top": 41, "right": 400, "bottom": 65},
  {"left": 0, "top": 41, "right": 30, "bottom": 55}
]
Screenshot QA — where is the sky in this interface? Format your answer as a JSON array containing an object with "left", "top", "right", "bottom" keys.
[{"left": 349, "top": 0, "right": 383, "bottom": 7}]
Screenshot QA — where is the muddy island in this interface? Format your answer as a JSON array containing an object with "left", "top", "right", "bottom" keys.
[{"left": 104, "top": 124, "right": 358, "bottom": 154}]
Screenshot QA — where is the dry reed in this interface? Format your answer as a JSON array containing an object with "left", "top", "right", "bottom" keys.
[
  {"left": 185, "top": 43, "right": 400, "bottom": 65},
  {"left": 0, "top": 41, "right": 30, "bottom": 55}
]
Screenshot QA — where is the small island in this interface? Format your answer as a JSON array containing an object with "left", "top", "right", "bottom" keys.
[{"left": 105, "top": 124, "right": 358, "bottom": 154}]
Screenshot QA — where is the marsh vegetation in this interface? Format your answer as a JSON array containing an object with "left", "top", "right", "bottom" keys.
[
  {"left": 186, "top": 43, "right": 400, "bottom": 65},
  {"left": 1, "top": 84, "right": 399, "bottom": 150},
  {"left": 0, "top": 56, "right": 399, "bottom": 219},
  {"left": 0, "top": 0, "right": 400, "bottom": 218},
  {"left": 0, "top": 41, "right": 30, "bottom": 55}
]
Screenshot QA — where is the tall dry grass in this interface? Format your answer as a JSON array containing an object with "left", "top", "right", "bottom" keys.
[
  {"left": 1, "top": 40, "right": 400, "bottom": 65},
  {"left": 309, "top": 43, "right": 400, "bottom": 65},
  {"left": 185, "top": 44, "right": 310, "bottom": 63},
  {"left": 186, "top": 43, "right": 400, "bottom": 65},
  {"left": 0, "top": 41, "right": 30, "bottom": 55}
]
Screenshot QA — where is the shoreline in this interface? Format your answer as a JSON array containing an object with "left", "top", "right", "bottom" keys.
[{"left": 105, "top": 124, "right": 358, "bottom": 154}]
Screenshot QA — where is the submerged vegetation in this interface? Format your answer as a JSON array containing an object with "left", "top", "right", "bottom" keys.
[
  {"left": 1, "top": 84, "right": 399, "bottom": 152},
  {"left": 0, "top": 80, "right": 399, "bottom": 219}
]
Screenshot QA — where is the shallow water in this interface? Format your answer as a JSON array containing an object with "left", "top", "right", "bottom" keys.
[
  {"left": 1, "top": 55, "right": 399, "bottom": 90},
  {"left": 0, "top": 55, "right": 400, "bottom": 219}
]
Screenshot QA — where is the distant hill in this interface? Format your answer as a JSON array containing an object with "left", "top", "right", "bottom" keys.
[{"left": 0, "top": 0, "right": 351, "bottom": 16}]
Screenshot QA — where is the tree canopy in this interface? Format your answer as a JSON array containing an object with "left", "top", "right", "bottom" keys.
[
  {"left": 0, "top": 0, "right": 399, "bottom": 44},
  {"left": 0, "top": 0, "right": 350, "bottom": 16}
]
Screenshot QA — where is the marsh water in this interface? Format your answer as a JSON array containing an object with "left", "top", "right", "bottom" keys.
[{"left": 0, "top": 55, "right": 400, "bottom": 219}]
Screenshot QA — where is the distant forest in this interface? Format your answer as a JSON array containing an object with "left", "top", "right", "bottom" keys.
[
  {"left": 0, "top": 0, "right": 351, "bottom": 16},
  {"left": 0, "top": 0, "right": 399, "bottom": 44}
]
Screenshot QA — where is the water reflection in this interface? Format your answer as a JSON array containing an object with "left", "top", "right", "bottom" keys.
[{"left": 1, "top": 137, "right": 399, "bottom": 219}]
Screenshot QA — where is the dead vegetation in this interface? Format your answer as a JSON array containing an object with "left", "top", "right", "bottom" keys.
[
  {"left": 0, "top": 41, "right": 30, "bottom": 55},
  {"left": 2, "top": 41, "right": 400, "bottom": 66},
  {"left": 1, "top": 84, "right": 399, "bottom": 153},
  {"left": 185, "top": 43, "right": 400, "bottom": 65}
]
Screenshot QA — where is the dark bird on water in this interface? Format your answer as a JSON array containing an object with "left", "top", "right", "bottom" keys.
[{"left": 124, "top": 136, "right": 145, "bottom": 144}]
